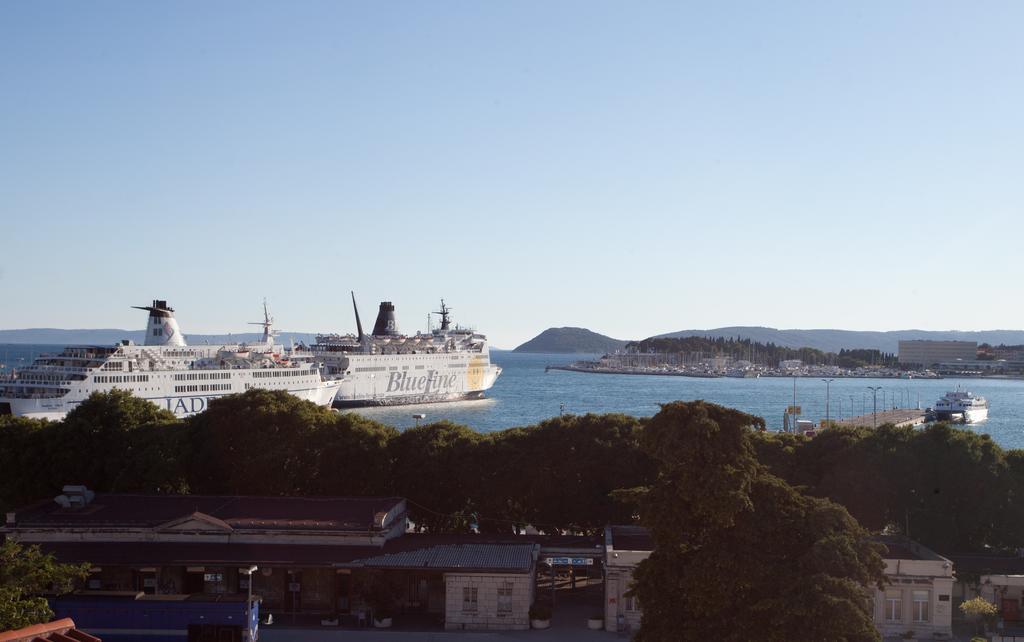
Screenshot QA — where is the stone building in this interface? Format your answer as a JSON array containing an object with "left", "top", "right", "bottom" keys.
[
  {"left": 602, "top": 525, "right": 653, "bottom": 633},
  {"left": 872, "top": 535, "right": 954, "bottom": 640}
]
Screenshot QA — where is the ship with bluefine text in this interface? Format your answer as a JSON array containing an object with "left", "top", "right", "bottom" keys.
[
  {"left": 0, "top": 300, "right": 341, "bottom": 420},
  {"left": 310, "top": 295, "right": 501, "bottom": 407}
]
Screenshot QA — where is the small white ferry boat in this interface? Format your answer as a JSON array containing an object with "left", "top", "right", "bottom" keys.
[{"left": 934, "top": 389, "right": 989, "bottom": 424}]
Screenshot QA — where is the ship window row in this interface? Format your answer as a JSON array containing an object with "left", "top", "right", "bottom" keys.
[
  {"left": 193, "top": 383, "right": 232, "bottom": 392},
  {"left": 251, "top": 369, "right": 313, "bottom": 378},
  {"left": 175, "top": 372, "right": 231, "bottom": 381},
  {"left": 96, "top": 375, "right": 150, "bottom": 383},
  {"left": 102, "top": 362, "right": 124, "bottom": 371},
  {"left": 175, "top": 385, "right": 198, "bottom": 393},
  {"left": 353, "top": 367, "right": 388, "bottom": 373}
]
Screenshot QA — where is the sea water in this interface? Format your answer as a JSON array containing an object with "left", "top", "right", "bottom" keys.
[{"left": 5, "top": 346, "right": 1023, "bottom": 448}]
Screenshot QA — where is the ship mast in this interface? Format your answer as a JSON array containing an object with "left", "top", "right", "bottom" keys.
[
  {"left": 248, "top": 298, "right": 277, "bottom": 346},
  {"left": 433, "top": 299, "right": 452, "bottom": 332}
]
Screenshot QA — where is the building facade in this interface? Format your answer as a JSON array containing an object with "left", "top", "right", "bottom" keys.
[
  {"left": 898, "top": 340, "right": 977, "bottom": 367},
  {"left": 603, "top": 525, "right": 653, "bottom": 633},
  {"left": 873, "top": 536, "right": 954, "bottom": 640}
]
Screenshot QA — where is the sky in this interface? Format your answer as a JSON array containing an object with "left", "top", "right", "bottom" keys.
[{"left": 2, "top": 2, "right": 1023, "bottom": 348}]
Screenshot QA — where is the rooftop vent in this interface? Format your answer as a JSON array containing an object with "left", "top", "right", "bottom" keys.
[{"left": 55, "top": 485, "right": 95, "bottom": 509}]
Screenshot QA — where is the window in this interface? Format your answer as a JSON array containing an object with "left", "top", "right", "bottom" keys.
[
  {"left": 462, "top": 586, "right": 478, "bottom": 613},
  {"left": 885, "top": 589, "right": 902, "bottom": 622},
  {"left": 912, "top": 590, "right": 929, "bottom": 622},
  {"left": 624, "top": 595, "right": 640, "bottom": 612},
  {"left": 497, "top": 581, "right": 514, "bottom": 616}
]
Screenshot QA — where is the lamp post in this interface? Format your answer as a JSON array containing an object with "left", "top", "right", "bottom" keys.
[
  {"left": 412, "top": 413, "right": 426, "bottom": 427},
  {"left": 867, "top": 386, "right": 882, "bottom": 428},
  {"left": 822, "top": 379, "right": 834, "bottom": 427},
  {"left": 242, "top": 565, "right": 258, "bottom": 641}
]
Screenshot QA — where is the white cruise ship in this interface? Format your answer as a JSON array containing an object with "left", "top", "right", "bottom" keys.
[
  {"left": 0, "top": 300, "right": 341, "bottom": 420},
  {"left": 310, "top": 295, "right": 501, "bottom": 407},
  {"left": 934, "top": 389, "right": 989, "bottom": 424}
]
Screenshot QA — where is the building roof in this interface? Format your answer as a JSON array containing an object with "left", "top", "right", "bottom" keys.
[
  {"left": 38, "top": 541, "right": 381, "bottom": 568},
  {"left": 346, "top": 543, "right": 536, "bottom": 573},
  {"left": 8, "top": 494, "right": 406, "bottom": 533},
  {"left": 0, "top": 618, "right": 100, "bottom": 642},
  {"left": 872, "top": 535, "right": 948, "bottom": 562},
  {"left": 607, "top": 525, "right": 654, "bottom": 552}
]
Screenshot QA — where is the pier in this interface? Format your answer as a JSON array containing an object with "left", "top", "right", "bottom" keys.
[{"left": 834, "top": 408, "right": 927, "bottom": 428}]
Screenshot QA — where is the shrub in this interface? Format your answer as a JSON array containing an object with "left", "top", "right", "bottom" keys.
[{"left": 529, "top": 603, "right": 552, "bottom": 620}]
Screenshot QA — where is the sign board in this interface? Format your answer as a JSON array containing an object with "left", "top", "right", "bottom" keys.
[
  {"left": 204, "top": 573, "right": 223, "bottom": 582},
  {"left": 786, "top": 406, "right": 801, "bottom": 415},
  {"left": 544, "top": 557, "right": 594, "bottom": 566},
  {"left": 288, "top": 582, "right": 301, "bottom": 592}
]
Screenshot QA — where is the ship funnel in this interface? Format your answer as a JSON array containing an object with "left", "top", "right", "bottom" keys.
[
  {"left": 133, "top": 300, "right": 186, "bottom": 347},
  {"left": 372, "top": 301, "right": 400, "bottom": 336}
]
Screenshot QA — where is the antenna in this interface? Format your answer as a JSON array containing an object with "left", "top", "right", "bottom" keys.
[
  {"left": 433, "top": 299, "right": 452, "bottom": 332},
  {"left": 248, "top": 298, "right": 276, "bottom": 344},
  {"left": 351, "top": 291, "right": 364, "bottom": 340}
]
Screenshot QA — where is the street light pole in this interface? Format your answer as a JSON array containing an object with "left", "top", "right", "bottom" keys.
[
  {"left": 822, "top": 379, "right": 834, "bottom": 427},
  {"left": 242, "top": 565, "right": 258, "bottom": 641},
  {"left": 867, "top": 386, "right": 882, "bottom": 428}
]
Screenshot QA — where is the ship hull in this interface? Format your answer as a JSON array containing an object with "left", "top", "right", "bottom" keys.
[{"left": 333, "top": 390, "right": 487, "bottom": 408}]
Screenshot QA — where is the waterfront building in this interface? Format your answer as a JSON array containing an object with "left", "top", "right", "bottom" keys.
[
  {"left": 872, "top": 535, "right": 954, "bottom": 640},
  {"left": 2, "top": 486, "right": 602, "bottom": 636},
  {"left": 898, "top": 340, "right": 977, "bottom": 368},
  {"left": 602, "top": 525, "right": 653, "bottom": 633}
]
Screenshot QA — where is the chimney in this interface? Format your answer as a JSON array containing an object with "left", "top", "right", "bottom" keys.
[
  {"left": 57, "top": 485, "right": 95, "bottom": 509},
  {"left": 371, "top": 301, "right": 400, "bottom": 336}
]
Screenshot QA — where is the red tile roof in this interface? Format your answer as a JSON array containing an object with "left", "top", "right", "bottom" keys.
[{"left": 0, "top": 619, "right": 100, "bottom": 642}]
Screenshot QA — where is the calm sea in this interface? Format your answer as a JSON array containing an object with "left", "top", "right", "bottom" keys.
[{"left": 5, "top": 346, "right": 1024, "bottom": 449}]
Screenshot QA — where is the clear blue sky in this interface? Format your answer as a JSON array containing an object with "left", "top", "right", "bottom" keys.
[{"left": 2, "top": 1, "right": 1022, "bottom": 348}]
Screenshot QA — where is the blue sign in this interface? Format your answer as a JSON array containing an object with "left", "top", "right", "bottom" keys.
[{"left": 544, "top": 557, "right": 594, "bottom": 566}]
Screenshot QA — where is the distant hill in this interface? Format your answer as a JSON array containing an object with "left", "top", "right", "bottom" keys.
[
  {"left": 0, "top": 328, "right": 318, "bottom": 345},
  {"left": 656, "top": 327, "right": 1024, "bottom": 354},
  {"left": 514, "top": 327, "right": 629, "bottom": 354}
]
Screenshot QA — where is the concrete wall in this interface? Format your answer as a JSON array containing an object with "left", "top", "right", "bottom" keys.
[
  {"left": 443, "top": 573, "right": 533, "bottom": 631},
  {"left": 604, "top": 565, "right": 643, "bottom": 633}
]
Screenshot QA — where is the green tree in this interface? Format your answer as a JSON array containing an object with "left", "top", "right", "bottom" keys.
[
  {"left": 959, "top": 596, "right": 998, "bottom": 634},
  {"left": 388, "top": 421, "right": 483, "bottom": 532},
  {"left": 42, "top": 390, "right": 179, "bottom": 492},
  {"left": 314, "top": 413, "right": 398, "bottom": 496},
  {"left": 630, "top": 401, "right": 885, "bottom": 642},
  {"left": 184, "top": 389, "right": 337, "bottom": 495},
  {"left": 0, "top": 416, "right": 53, "bottom": 512},
  {"left": 0, "top": 540, "right": 89, "bottom": 631}
]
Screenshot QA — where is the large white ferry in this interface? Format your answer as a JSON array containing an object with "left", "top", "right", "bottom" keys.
[
  {"left": 310, "top": 295, "right": 501, "bottom": 407},
  {"left": 0, "top": 300, "right": 341, "bottom": 420},
  {"left": 934, "top": 389, "right": 989, "bottom": 424}
]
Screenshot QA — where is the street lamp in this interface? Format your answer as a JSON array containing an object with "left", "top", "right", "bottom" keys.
[
  {"left": 242, "top": 565, "right": 258, "bottom": 641},
  {"left": 821, "top": 379, "right": 834, "bottom": 427},
  {"left": 412, "top": 413, "right": 426, "bottom": 427},
  {"left": 867, "top": 386, "right": 882, "bottom": 428}
]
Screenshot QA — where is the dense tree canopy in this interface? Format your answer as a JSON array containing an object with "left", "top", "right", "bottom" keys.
[
  {"left": 629, "top": 401, "right": 885, "bottom": 642},
  {"left": 0, "top": 540, "right": 89, "bottom": 631},
  {"left": 3, "top": 389, "right": 1023, "bottom": 557}
]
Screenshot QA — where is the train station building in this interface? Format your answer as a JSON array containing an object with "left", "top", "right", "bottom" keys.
[{"left": 1, "top": 486, "right": 602, "bottom": 635}]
